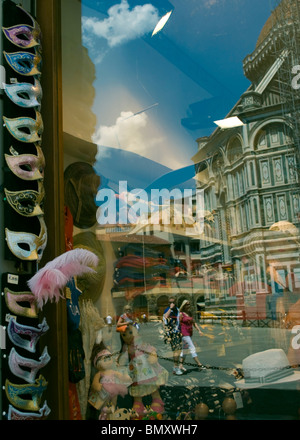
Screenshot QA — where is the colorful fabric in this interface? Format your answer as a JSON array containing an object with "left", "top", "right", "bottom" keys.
[
  {"left": 68, "top": 383, "right": 82, "bottom": 420},
  {"left": 180, "top": 312, "right": 194, "bottom": 337},
  {"left": 125, "top": 341, "right": 168, "bottom": 397}
]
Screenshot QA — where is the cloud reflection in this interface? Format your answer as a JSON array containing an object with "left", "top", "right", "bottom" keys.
[{"left": 82, "top": 0, "right": 159, "bottom": 63}]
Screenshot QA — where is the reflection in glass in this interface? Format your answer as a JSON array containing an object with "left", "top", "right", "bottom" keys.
[{"left": 62, "top": 0, "right": 300, "bottom": 420}]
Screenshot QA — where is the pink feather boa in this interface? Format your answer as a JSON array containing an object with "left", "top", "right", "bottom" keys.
[{"left": 27, "top": 248, "right": 99, "bottom": 309}]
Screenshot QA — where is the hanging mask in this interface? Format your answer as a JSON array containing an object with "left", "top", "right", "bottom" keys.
[
  {"left": 3, "top": 111, "right": 43, "bottom": 143},
  {"left": 2, "top": 4, "right": 42, "bottom": 49},
  {"left": 5, "top": 181, "right": 45, "bottom": 217},
  {"left": 5, "top": 375, "right": 48, "bottom": 412},
  {"left": 8, "top": 346, "right": 50, "bottom": 384},
  {"left": 4, "top": 51, "right": 41, "bottom": 76},
  {"left": 4, "top": 287, "right": 38, "bottom": 319},
  {"left": 2, "top": 24, "right": 41, "bottom": 49},
  {"left": 8, "top": 401, "right": 50, "bottom": 420},
  {"left": 3, "top": 79, "right": 42, "bottom": 108},
  {"left": 7, "top": 316, "right": 49, "bottom": 353},
  {"left": 5, "top": 145, "right": 45, "bottom": 181},
  {"left": 5, "top": 215, "right": 47, "bottom": 262}
]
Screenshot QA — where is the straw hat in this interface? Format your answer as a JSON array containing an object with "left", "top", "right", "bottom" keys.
[
  {"left": 235, "top": 349, "right": 300, "bottom": 389},
  {"left": 179, "top": 300, "right": 190, "bottom": 311}
]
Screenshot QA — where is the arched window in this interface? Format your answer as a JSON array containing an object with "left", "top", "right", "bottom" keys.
[
  {"left": 254, "top": 122, "right": 292, "bottom": 150},
  {"left": 227, "top": 137, "right": 243, "bottom": 164}
]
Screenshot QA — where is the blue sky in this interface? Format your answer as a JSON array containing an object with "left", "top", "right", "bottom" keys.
[{"left": 81, "top": 0, "right": 273, "bottom": 186}]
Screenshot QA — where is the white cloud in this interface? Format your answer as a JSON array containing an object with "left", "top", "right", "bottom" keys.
[
  {"left": 93, "top": 110, "right": 164, "bottom": 158},
  {"left": 82, "top": 0, "right": 159, "bottom": 59},
  {"left": 204, "top": 0, "right": 219, "bottom": 7}
]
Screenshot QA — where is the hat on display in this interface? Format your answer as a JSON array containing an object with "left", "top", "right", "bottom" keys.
[{"left": 235, "top": 349, "right": 300, "bottom": 389}]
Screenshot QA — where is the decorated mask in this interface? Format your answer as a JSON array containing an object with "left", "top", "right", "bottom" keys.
[
  {"left": 4, "top": 51, "right": 41, "bottom": 76},
  {"left": 7, "top": 316, "right": 49, "bottom": 353},
  {"left": 3, "top": 4, "right": 41, "bottom": 49},
  {"left": 5, "top": 181, "right": 45, "bottom": 217},
  {"left": 5, "top": 375, "right": 48, "bottom": 412},
  {"left": 8, "top": 346, "right": 50, "bottom": 384},
  {"left": 3, "top": 111, "right": 43, "bottom": 143},
  {"left": 5, "top": 145, "right": 45, "bottom": 181},
  {"left": 2, "top": 24, "right": 41, "bottom": 48},
  {"left": 8, "top": 401, "right": 50, "bottom": 420},
  {"left": 3, "top": 79, "right": 42, "bottom": 108},
  {"left": 4, "top": 287, "right": 38, "bottom": 319},
  {"left": 5, "top": 216, "right": 47, "bottom": 262}
]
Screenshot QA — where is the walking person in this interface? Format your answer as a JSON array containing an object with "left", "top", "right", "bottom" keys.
[
  {"left": 178, "top": 300, "right": 204, "bottom": 371},
  {"left": 117, "top": 305, "right": 134, "bottom": 330},
  {"left": 163, "top": 297, "right": 183, "bottom": 376}
]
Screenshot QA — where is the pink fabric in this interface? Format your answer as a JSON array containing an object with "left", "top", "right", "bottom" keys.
[
  {"left": 180, "top": 313, "right": 193, "bottom": 336},
  {"left": 101, "top": 373, "right": 128, "bottom": 398},
  {"left": 102, "top": 382, "right": 128, "bottom": 398}
]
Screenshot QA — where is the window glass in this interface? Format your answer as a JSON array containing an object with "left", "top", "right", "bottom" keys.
[{"left": 62, "top": 0, "right": 300, "bottom": 421}]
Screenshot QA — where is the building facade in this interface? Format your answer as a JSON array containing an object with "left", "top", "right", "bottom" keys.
[{"left": 192, "top": 0, "right": 300, "bottom": 321}]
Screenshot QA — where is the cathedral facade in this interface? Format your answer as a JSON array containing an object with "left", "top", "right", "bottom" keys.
[{"left": 192, "top": 1, "right": 300, "bottom": 320}]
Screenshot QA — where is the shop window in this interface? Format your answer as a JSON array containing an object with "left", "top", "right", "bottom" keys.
[{"left": 57, "top": 0, "right": 300, "bottom": 423}]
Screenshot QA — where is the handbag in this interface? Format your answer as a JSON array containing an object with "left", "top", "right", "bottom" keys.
[{"left": 116, "top": 324, "right": 128, "bottom": 333}]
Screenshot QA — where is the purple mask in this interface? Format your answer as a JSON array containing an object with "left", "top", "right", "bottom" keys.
[
  {"left": 8, "top": 346, "right": 50, "bottom": 384},
  {"left": 2, "top": 24, "right": 41, "bottom": 49},
  {"left": 7, "top": 316, "right": 49, "bottom": 353},
  {"left": 8, "top": 401, "right": 50, "bottom": 420},
  {"left": 2, "top": 4, "right": 42, "bottom": 49}
]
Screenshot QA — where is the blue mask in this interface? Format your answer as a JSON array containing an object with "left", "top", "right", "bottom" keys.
[
  {"left": 4, "top": 50, "right": 41, "bottom": 76},
  {"left": 3, "top": 78, "right": 42, "bottom": 108},
  {"left": 3, "top": 111, "right": 43, "bottom": 143}
]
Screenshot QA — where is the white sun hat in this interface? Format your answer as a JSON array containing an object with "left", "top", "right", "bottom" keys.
[{"left": 235, "top": 349, "right": 300, "bottom": 389}]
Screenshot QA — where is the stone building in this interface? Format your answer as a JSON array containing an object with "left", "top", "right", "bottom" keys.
[{"left": 192, "top": 0, "right": 300, "bottom": 320}]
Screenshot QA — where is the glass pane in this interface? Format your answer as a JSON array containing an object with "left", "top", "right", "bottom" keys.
[{"left": 62, "top": 0, "right": 300, "bottom": 421}]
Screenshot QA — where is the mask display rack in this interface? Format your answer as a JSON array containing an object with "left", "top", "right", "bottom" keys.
[{"left": 0, "top": 0, "right": 50, "bottom": 421}]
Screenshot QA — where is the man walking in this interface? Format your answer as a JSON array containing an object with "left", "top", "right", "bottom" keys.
[{"left": 163, "top": 297, "right": 183, "bottom": 375}]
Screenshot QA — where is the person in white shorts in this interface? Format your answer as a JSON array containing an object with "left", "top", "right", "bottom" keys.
[{"left": 178, "top": 300, "right": 205, "bottom": 371}]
